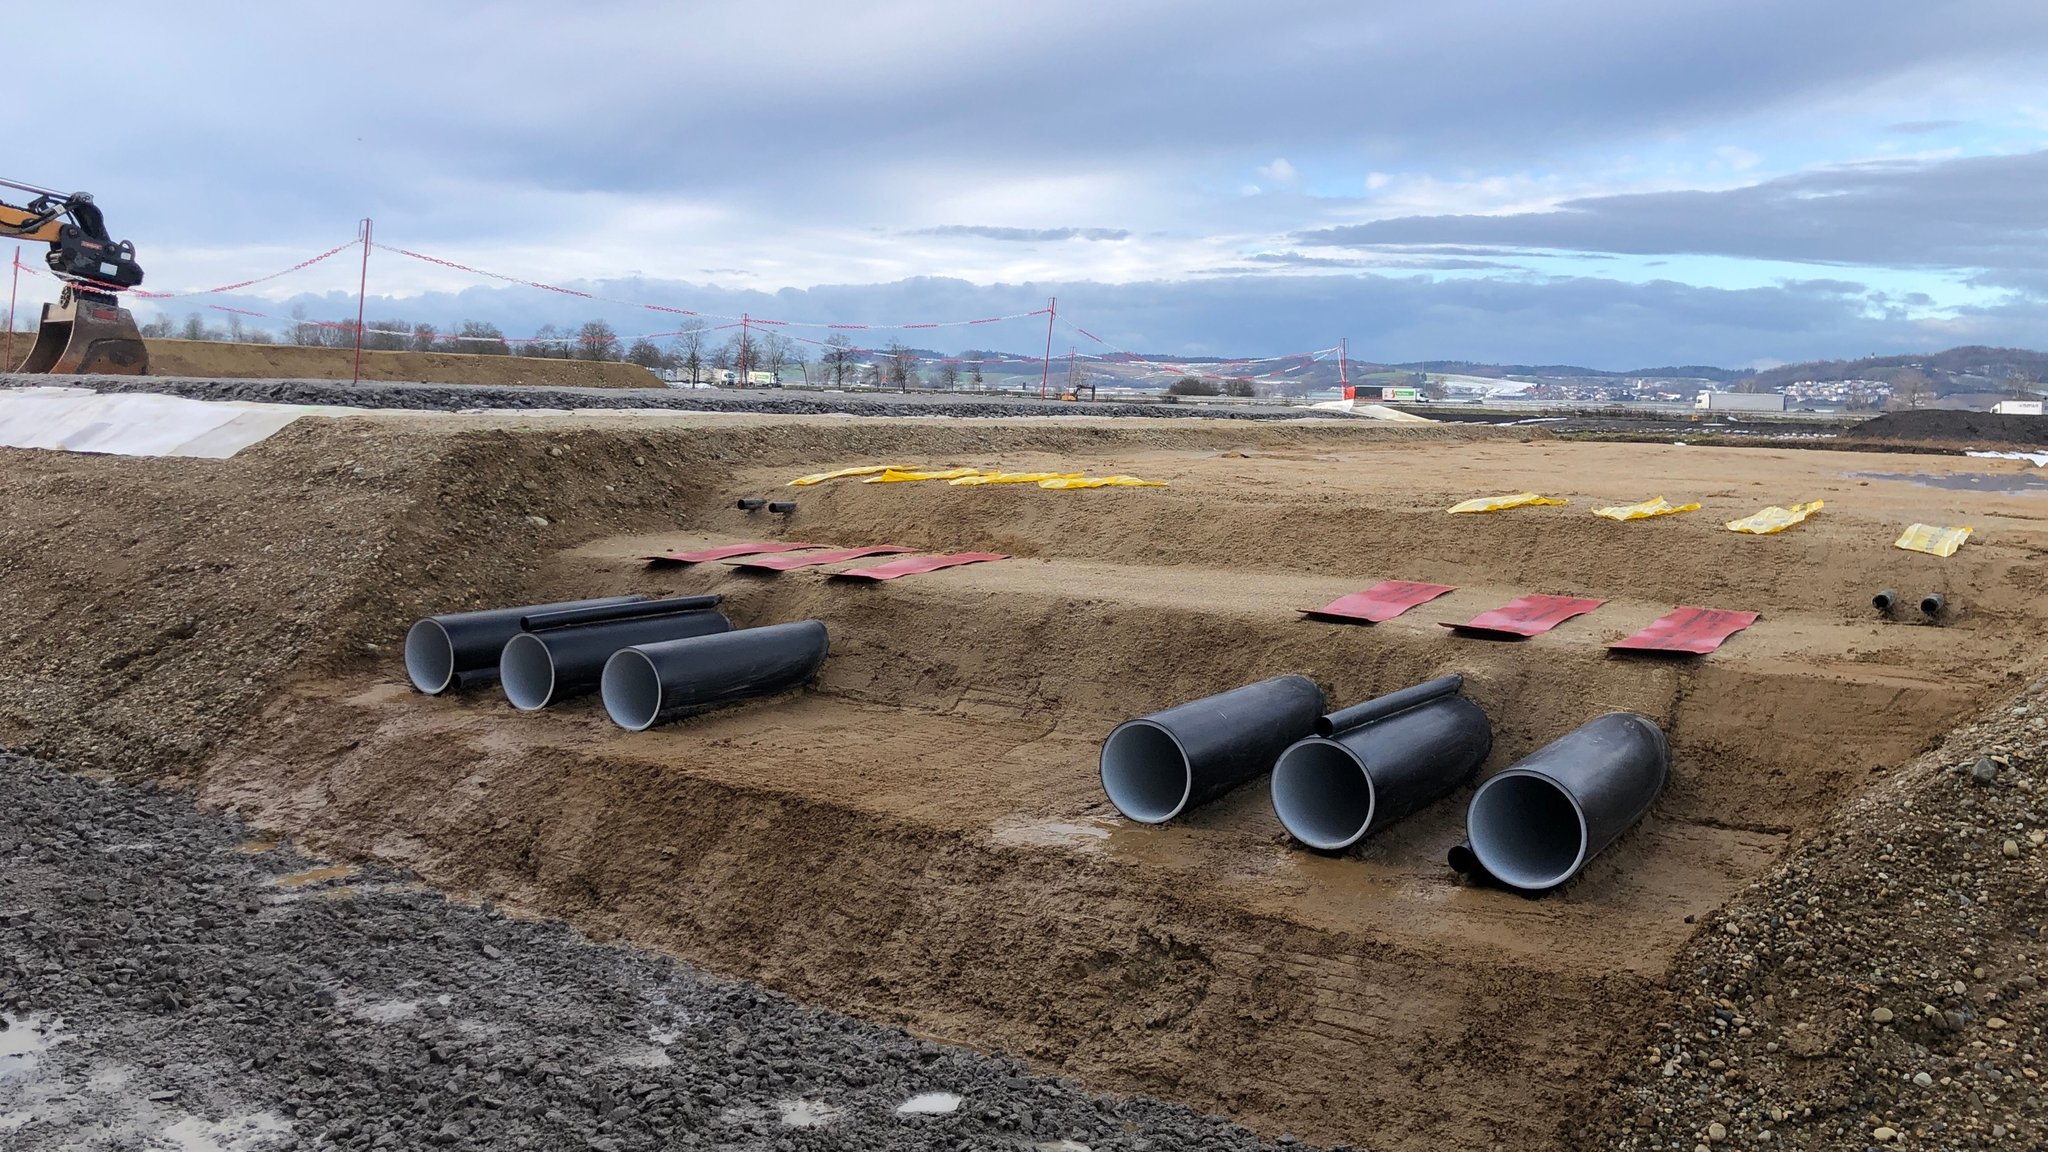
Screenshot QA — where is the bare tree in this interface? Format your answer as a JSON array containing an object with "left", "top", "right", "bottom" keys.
[
  {"left": 577, "top": 320, "right": 622, "bottom": 361},
  {"left": 937, "top": 359, "right": 960, "bottom": 389},
  {"left": 625, "top": 338, "right": 666, "bottom": 371},
  {"left": 886, "top": 340, "right": 917, "bottom": 391},
  {"left": 822, "top": 333, "right": 856, "bottom": 387},
  {"left": 859, "top": 360, "right": 880, "bottom": 388},
  {"left": 453, "top": 320, "right": 510, "bottom": 355},
  {"left": 666, "top": 320, "right": 707, "bottom": 384},
  {"left": 760, "top": 332, "right": 790, "bottom": 384},
  {"left": 1890, "top": 368, "right": 1933, "bottom": 410},
  {"left": 970, "top": 360, "right": 984, "bottom": 388},
  {"left": 530, "top": 324, "right": 569, "bottom": 359},
  {"left": 411, "top": 322, "right": 439, "bottom": 353}
]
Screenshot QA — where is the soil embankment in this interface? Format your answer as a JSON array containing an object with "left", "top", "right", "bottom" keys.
[
  {"left": 1852, "top": 408, "right": 2048, "bottom": 449},
  {"left": 142, "top": 339, "right": 661, "bottom": 388},
  {"left": 3, "top": 410, "right": 2044, "bottom": 1150}
]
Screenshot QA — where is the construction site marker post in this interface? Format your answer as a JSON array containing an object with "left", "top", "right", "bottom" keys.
[
  {"left": 4, "top": 246, "right": 18, "bottom": 374},
  {"left": 352, "top": 218, "right": 373, "bottom": 385},
  {"left": 1039, "top": 297, "right": 1057, "bottom": 399}
]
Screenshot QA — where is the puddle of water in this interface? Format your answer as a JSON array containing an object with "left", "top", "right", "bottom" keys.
[
  {"left": 268, "top": 865, "right": 358, "bottom": 889},
  {"left": 776, "top": 1099, "right": 842, "bottom": 1128},
  {"left": 1849, "top": 470, "right": 2048, "bottom": 494},
  {"left": 987, "top": 817, "right": 1115, "bottom": 849},
  {"left": 161, "top": 1111, "right": 293, "bottom": 1152},
  {"left": 350, "top": 999, "right": 419, "bottom": 1024},
  {"left": 895, "top": 1091, "right": 962, "bottom": 1115},
  {"left": 0, "top": 1013, "right": 64, "bottom": 1078},
  {"left": 231, "top": 840, "right": 279, "bottom": 855}
]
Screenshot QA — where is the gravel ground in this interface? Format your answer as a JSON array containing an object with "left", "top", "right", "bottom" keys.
[
  {"left": 12, "top": 374, "right": 1328, "bottom": 422},
  {"left": 0, "top": 755, "right": 1314, "bottom": 1152},
  {"left": 1607, "top": 681, "right": 2048, "bottom": 1151}
]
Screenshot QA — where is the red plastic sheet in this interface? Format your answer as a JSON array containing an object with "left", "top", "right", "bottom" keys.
[
  {"left": 645, "top": 542, "right": 819, "bottom": 566},
  {"left": 1609, "top": 607, "right": 1760, "bottom": 655},
  {"left": 1442, "top": 594, "right": 1606, "bottom": 639},
  {"left": 732, "top": 545, "right": 914, "bottom": 573},
  {"left": 831, "top": 551, "right": 1008, "bottom": 582},
  {"left": 1302, "top": 581, "right": 1457, "bottom": 625}
]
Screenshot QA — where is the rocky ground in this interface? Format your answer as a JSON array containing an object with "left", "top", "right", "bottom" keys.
[
  {"left": 1604, "top": 680, "right": 2047, "bottom": 1151},
  {"left": 15, "top": 374, "right": 1323, "bottom": 422},
  {"left": 0, "top": 754, "right": 1313, "bottom": 1152}
]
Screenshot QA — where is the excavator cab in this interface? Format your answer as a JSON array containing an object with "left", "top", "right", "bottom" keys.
[{"left": 3, "top": 177, "right": 148, "bottom": 375}]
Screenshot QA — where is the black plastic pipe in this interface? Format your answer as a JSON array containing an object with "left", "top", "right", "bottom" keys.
[
  {"left": 1271, "top": 686, "right": 1492, "bottom": 850},
  {"left": 600, "top": 620, "right": 829, "bottom": 731},
  {"left": 737, "top": 497, "right": 767, "bottom": 510},
  {"left": 1920, "top": 592, "right": 1946, "bottom": 619},
  {"left": 768, "top": 500, "right": 798, "bottom": 513},
  {"left": 405, "top": 596, "right": 646, "bottom": 695},
  {"left": 501, "top": 611, "right": 733, "bottom": 711},
  {"left": 1873, "top": 589, "right": 1898, "bottom": 614},
  {"left": 1315, "top": 674, "right": 1464, "bottom": 737},
  {"left": 521, "top": 595, "right": 723, "bottom": 632},
  {"left": 1463, "top": 712, "right": 1669, "bottom": 893},
  {"left": 1099, "top": 675, "right": 1325, "bottom": 824}
]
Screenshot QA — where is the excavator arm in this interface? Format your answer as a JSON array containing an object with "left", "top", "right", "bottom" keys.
[{"left": 2, "top": 176, "right": 148, "bottom": 374}]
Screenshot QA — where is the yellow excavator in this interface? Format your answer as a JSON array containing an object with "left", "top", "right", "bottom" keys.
[{"left": 2, "top": 176, "right": 147, "bottom": 375}]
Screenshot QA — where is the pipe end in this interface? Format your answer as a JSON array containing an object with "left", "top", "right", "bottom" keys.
[
  {"left": 1099, "top": 719, "right": 1192, "bottom": 824},
  {"left": 1920, "top": 594, "right": 1946, "bottom": 618},
  {"left": 499, "top": 633, "right": 557, "bottom": 712},
  {"left": 1873, "top": 589, "right": 1897, "bottom": 614},
  {"left": 600, "top": 648, "right": 664, "bottom": 731},
  {"left": 1466, "top": 769, "right": 1588, "bottom": 893},
  {"left": 404, "top": 619, "right": 456, "bottom": 695},
  {"left": 1270, "top": 737, "right": 1376, "bottom": 850}
]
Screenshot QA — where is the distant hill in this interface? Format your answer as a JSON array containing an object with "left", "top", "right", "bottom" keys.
[
  {"left": 1388, "top": 360, "right": 1743, "bottom": 383},
  {"left": 1740, "top": 346, "right": 2048, "bottom": 395}
]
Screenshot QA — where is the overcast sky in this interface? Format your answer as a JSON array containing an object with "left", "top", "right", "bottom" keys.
[{"left": 10, "top": 0, "right": 2048, "bottom": 368}]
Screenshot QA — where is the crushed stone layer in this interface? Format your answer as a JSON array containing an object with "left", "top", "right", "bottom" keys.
[
  {"left": 1604, "top": 679, "right": 2047, "bottom": 1151},
  {"left": 14, "top": 373, "right": 1344, "bottom": 421},
  {"left": 0, "top": 754, "right": 1314, "bottom": 1152}
]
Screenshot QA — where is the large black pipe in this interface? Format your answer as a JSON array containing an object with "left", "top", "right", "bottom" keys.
[
  {"left": 1271, "top": 686, "right": 1492, "bottom": 850},
  {"left": 1464, "top": 712, "right": 1669, "bottom": 893},
  {"left": 501, "top": 611, "right": 734, "bottom": 711},
  {"left": 521, "top": 595, "right": 723, "bottom": 631},
  {"left": 405, "top": 596, "right": 646, "bottom": 695},
  {"left": 1099, "top": 676, "right": 1325, "bottom": 824},
  {"left": 1315, "top": 674, "right": 1464, "bottom": 737},
  {"left": 600, "top": 620, "right": 829, "bottom": 731}
]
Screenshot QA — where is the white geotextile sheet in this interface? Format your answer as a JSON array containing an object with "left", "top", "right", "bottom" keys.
[{"left": 0, "top": 389, "right": 357, "bottom": 459}]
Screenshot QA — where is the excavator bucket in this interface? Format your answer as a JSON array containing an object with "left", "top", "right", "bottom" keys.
[{"left": 14, "top": 292, "right": 148, "bottom": 375}]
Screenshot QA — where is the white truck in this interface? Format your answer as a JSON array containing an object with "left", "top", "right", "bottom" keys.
[{"left": 1694, "top": 391, "right": 1786, "bottom": 412}]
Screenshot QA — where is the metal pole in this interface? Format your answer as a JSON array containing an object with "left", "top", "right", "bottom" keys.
[
  {"left": 4, "top": 246, "right": 19, "bottom": 373},
  {"left": 352, "top": 219, "right": 373, "bottom": 384},
  {"left": 1039, "top": 296, "right": 1056, "bottom": 399}
]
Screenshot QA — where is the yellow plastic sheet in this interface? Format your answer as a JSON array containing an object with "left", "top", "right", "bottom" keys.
[
  {"left": 1445, "top": 492, "right": 1567, "bottom": 514},
  {"left": 948, "top": 472, "right": 1084, "bottom": 486},
  {"left": 788, "top": 465, "right": 909, "bottom": 487},
  {"left": 1592, "top": 496, "right": 1701, "bottom": 522},
  {"left": 1894, "top": 523, "right": 1973, "bottom": 557},
  {"left": 1037, "top": 475, "right": 1168, "bottom": 490},
  {"left": 861, "top": 467, "right": 985, "bottom": 483},
  {"left": 1725, "top": 500, "right": 1824, "bottom": 535}
]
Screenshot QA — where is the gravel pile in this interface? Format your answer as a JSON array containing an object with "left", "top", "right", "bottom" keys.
[
  {"left": 24, "top": 374, "right": 1324, "bottom": 422},
  {"left": 1604, "top": 682, "right": 2047, "bottom": 1150},
  {"left": 0, "top": 755, "right": 1314, "bottom": 1152}
]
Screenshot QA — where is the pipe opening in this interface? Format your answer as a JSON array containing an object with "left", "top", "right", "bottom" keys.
[
  {"left": 499, "top": 633, "right": 558, "bottom": 712},
  {"left": 1920, "top": 594, "right": 1945, "bottom": 617},
  {"left": 1099, "top": 720, "right": 1192, "bottom": 823},
  {"left": 600, "top": 649, "right": 665, "bottom": 732},
  {"left": 1270, "top": 739, "right": 1377, "bottom": 850},
  {"left": 1467, "top": 771, "right": 1587, "bottom": 892},
  {"left": 404, "top": 619, "right": 455, "bottom": 695}
]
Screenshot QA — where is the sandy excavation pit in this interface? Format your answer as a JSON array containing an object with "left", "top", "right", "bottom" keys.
[{"left": 4, "top": 409, "right": 2045, "bottom": 1151}]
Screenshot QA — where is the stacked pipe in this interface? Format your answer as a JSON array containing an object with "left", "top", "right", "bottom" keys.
[
  {"left": 1098, "top": 673, "right": 1671, "bottom": 895},
  {"left": 1269, "top": 675, "right": 1492, "bottom": 850},
  {"left": 406, "top": 595, "right": 829, "bottom": 728}
]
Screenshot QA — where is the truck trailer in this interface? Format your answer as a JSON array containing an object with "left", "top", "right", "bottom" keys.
[{"left": 1694, "top": 391, "right": 1786, "bottom": 412}]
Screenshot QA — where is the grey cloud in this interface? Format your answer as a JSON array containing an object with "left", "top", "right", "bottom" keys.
[
  {"left": 170, "top": 270, "right": 2044, "bottom": 371},
  {"left": 1889, "top": 119, "right": 1965, "bottom": 133},
  {"left": 1298, "top": 150, "right": 2048, "bottom": 276},
  {"left": 911, "top": 226, "right": 1131, "bottom": 242}
]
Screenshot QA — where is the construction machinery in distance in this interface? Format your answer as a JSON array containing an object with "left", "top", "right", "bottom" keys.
[{"left": 2, "top": 176, "right": 148, "bottom": 375}]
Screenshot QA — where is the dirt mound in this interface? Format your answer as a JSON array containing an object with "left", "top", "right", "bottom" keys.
[
  {"left": 142, "top": 339, "right": 660, "bottom": 389},
  {"left": 1853, "top": 408, "right": 2048, "bottom": 448}
]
